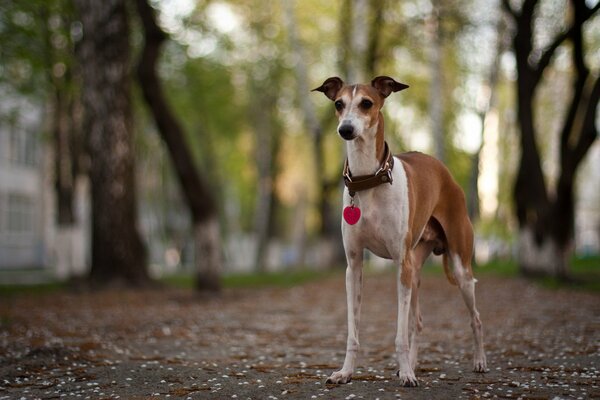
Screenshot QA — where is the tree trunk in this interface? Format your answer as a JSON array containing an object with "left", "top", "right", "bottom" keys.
[
  {"left": 194, "top": 217, "right": 221, "bottom": 290},
  {"left": 338, "top": 1, "right": 352, "bottom": 80},
  {"left": 51, "top": 84, "right": 86, "bottom": 279},
  {"left": 283, "top": 0, "right": 344, "bottom": 267},
  {"left": 41, "top": 6, "right": 87, "bottom": 280},
  {"left": 250, "top": 80, "right": 276, "bottom": 272},
  {"left": 74, "top": 0, "right": 149, "bottom": 286},
  {"left": 365, "top": 0, "right": 385, "bottom": 78},
  {"left": 467, "top": 14, "right": 506, "bottom": 221},
  {"left": 427, "top": 0, "right": 446, "bottom": 163},
  {"left": 52, "top": 88, "right": 75, "bottom": 226},
  {"left": 338, "top": 0, "right": 369, "bottom": 83},
  {"left": 503, "top": 0, "right": 600, "bottom": 278},
  {"left": 349, "top": 0, "right": 369, "bottom": 83},
  {"left": 134, "top": 0, "right": 221, "bottom": 291}
]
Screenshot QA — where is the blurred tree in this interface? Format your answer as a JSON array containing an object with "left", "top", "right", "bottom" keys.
[
  {"left": 283, "top": 0, "right": 343, "bottom": 266},
  {"left": 249, "top": 73, "right": 280, "bottom": 272},
  {"left": 365, "top": 0, "right": 386, "bottom": 77},
  {"left": 74, "top": 0, "right": 149, "bottom": 285},
  {"left": 0, "top": 2, "right": 48, "bottom": 94},
  {"left": 428, "top": 0, "right": 446, "bottom": 163},
  {"left": 467, "top": 13, "right": 508, "bottom": 221},
  {"left": 234, "top": 1, "right": 286, "bottom": 271},
  {"left": 0, "top": 0, "right": 86, "bottom": 276},
  {"left": 47, "top": 5, "right": 87, "bottom": 278},
  {"left": 135, "top": 0, "right": 221, "bottom": 291},
  {"left": 39, "top": 2, "right": 81, "bottom": 228},
  {"left": 503, "top": 0, "right": 600, "bottom": 278}
]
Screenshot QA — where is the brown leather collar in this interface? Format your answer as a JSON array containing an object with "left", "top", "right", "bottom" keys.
[{"left": 343, "top": 142, "right": 394, "bottom": 197}]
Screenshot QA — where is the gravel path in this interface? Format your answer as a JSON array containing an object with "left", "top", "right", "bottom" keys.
[{"left": 1, "top": 271, "right": 599, "bottom": 399}]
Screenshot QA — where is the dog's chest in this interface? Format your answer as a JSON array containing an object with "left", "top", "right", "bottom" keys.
[
  {"left": 355, "top": 196, "right": 407, "bottom": 258},
  {"left": 342, "top": 159, "right": 410, "bottom": 260}
]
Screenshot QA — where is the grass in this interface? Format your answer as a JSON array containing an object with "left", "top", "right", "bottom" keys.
[
  {"left": 0, "top": 282, "right": 67, "bottom": 297},
  {"left": 476, "top": 255, "right": 600, "bottom": 292},
  {"left": 1, "top": 256, "right": 598, "bottom": 295},
  {"left": 162, "top": 268, "right": 339, "bottom": 289},
  {"left": 0, "top": 269, "right": 338, "bottom": 297},
  {"left": 419, "top": 255, "right": 600, "bottom": 292},
  {"left": 538, "top": 255, "right": 600, "bottom": 292}
]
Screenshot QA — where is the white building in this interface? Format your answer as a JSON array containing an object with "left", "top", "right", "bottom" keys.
[
  {"left": 0, "top": 94, "right": 51, "bottom": 273},
  {"left": 0, "top": 89, "right": 90, "bottom": 283}
]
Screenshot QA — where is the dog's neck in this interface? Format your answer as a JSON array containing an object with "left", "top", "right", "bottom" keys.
[{"left": 345, "top": 112, "right": 386, "bottom": 176}]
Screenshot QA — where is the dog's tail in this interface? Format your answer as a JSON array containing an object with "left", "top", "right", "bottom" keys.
[{"left": 442, "top": 253, "right": 458, "bottom": 286}]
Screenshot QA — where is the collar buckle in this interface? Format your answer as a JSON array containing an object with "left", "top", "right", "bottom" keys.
[{"left": 342, "top": 142, "right": 395, "bottom": 196}]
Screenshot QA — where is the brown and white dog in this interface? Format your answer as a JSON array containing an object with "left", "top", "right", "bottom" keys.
[{"left": 313, "top": 76, "right": 487, "bottom": 386}]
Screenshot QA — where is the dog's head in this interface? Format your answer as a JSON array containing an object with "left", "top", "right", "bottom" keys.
[{"left": 312, "top": 76, "right": 408, "bottom": 141}]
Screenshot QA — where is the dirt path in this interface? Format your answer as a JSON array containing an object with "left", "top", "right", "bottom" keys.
[{"left": 1, "top": 271, "right": 599, "bottom": 399}]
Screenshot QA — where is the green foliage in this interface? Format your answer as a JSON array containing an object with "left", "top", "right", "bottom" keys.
[
  {"left": 2, "top": 0, "right": 597, "bottom": 278},
  {"left": 0, "top": 0, "right": 74, "bottom": 95}
]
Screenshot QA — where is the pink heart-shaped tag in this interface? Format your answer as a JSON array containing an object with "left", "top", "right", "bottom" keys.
[{"left": 343, "top": 206, "right": 361, "bottom": 225}]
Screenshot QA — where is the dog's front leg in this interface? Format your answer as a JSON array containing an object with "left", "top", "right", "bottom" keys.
[
  {"left": 395, "top": 253, "right": 418, "bottom": 387},
  {"left": 327, "top": 252, "right": 363, "bottom": 384}
]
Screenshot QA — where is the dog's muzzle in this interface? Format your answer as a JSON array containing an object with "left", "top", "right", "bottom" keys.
[{"left": 338, "top": 123, "right": 356, "bottom": 140}]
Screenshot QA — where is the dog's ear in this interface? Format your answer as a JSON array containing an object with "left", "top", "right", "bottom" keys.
[
  {"left": 312, "top": 77, "right": 344, "bottom": 100},
  {"left": 371, "top": 76, "right": 409, "bottom": 98}
]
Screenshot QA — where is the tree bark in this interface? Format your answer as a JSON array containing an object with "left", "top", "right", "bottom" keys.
[
  {"left": 503, "top": 0, "right": 600, "bottom": 278},
  {"left": 365, "top": 0, "right": 385, "bottom": 78},
  {"left": 74, "top": 0, "right": 149, "bottom": 286},
  {"left": 41, "top": 5, "right": 87, "bottom": 279},
  {"left": 427, "top": 0, "right": 446, "bottom": 163},
  {"left": 134, "top": 0, "right": 221, "bottom": 291},
  {"left": 467, "top": 14, "right": 507, "bottom": 221},
  {"left": 250, "top": 78, "right": 276, "bottom": 272},
  {"left": 350, "top": 0, "right": 369, "bottom": 83},
  {"left": 282, "top": 0, "right": 345, "bottom": 267},
  {"left": 51, "top": 75, "right": 87, "bottom": 279}
]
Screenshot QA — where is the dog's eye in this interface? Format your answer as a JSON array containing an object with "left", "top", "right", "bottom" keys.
[
  {"left": 334, "top": 100, "right": 344, "bottom": 111},
  {"left": 360, "top": 99, "right": 373, "bottom": 109}
]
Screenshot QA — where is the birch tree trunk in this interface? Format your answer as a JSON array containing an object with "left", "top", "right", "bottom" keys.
[
  {"left": 467, "top": 15, "right": 507, "bottom": 221},
  {"left": 250, "top": 78, "right": 275, "bottom": 272},
  {"left": 365, "top": 0, "right": 385, "bottom": 78},
  {"left": 284, "top": 0, "right": 346, "bottom": 267},
  {"left": 349, "top": 0, "right": 369, "bottom": 83}
]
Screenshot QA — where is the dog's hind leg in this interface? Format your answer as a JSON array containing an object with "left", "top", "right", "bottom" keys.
[
  {"left": 450, "top": 252, "right": 487, "bottom": 373},
  {"left": 327, "top": 250, "right": 363, "bottom": 384}
]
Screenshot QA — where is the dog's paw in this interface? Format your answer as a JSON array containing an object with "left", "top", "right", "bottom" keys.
[
  {"left": 326, "top": 370, "right": 352, "bottom": 384},
  {"left": 396, "top": 369, "right": 419, "bottom": 387},
  {"left": 473, "top": 356, "right": 488, "bottom": 373}
]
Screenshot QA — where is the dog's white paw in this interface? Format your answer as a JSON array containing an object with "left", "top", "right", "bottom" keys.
[
  {"left": 326, "top": 370, "right": 353, "bottom": 384},
  {"left": 396, "top": 369, "right": 419, "bottom": 387},
  {"left": 473, "top": 355, "right": 488, "bottom": 373}
]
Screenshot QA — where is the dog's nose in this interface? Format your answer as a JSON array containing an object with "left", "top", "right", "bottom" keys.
[{"left": 338, "top": 124, "right": 356, "bottom": 140}]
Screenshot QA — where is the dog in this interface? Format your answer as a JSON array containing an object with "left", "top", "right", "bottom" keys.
[{"left": 312, "top": 76, "right": 487, "bottom": 386}]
